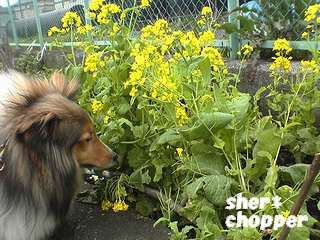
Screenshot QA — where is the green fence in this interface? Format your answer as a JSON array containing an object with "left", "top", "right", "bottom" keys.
[{"left": 1, "top": 0, "right": 318, "bottom": 58}]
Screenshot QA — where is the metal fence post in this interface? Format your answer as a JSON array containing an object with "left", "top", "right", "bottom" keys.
[
  {"left": 228, "top": 0, "right": 240, "bottom": 59},
  {"left": 32, "top": 0, "right": 44, "bottom": 49},
  {"left": 6, "top": 0, "right": 19, "bottom": 48},
  {"left": 83, "top": 0, "right": 92, "bottom": 40}
]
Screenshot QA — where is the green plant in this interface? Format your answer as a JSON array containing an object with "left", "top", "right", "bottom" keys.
[
  {"left": 14, "top": 50, "right": 48, "bottom": 76},
  {"left": 49, "top": 2, "right": 320, "bottom": 239}
]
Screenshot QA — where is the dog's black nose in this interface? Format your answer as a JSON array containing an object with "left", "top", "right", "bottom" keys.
[{"left": 112, "top": 153, "right": 118, "bottom": 162}]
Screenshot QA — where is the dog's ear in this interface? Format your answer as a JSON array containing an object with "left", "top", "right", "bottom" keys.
[
  {"left": 50, "top": 72, "right": 79, "bottom": 100},
  {"left": 16, "top": 112, "right": 59, "bottom": 145}
]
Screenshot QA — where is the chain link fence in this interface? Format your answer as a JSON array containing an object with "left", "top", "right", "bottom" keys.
[{"left": 0, "top": 0, "right": 318, "bottom": 54}]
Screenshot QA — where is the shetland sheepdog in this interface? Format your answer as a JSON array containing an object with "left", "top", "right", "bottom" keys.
[{"left": 0, "top": 71, "right": 117, "bottom": 240}]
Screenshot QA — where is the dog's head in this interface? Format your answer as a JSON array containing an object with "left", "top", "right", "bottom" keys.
[{"left": 8, "top": 72, "right": 117, "bottom": 169}]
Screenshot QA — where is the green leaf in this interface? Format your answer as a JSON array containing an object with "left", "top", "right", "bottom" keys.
[
  {"left": 236, "top": 15, "right": 255, "bottom": 34},
  {"left": 177, "top": 56, "right": 206, "bottom": 77},
  {"left": 218, "top": 22, "right": 245, "bottom": 35},
  {"left": 185, "top": 144, "right": 226, "bottom": 175},
  {"left": 135, "top": 195, "right": 155, "bottom": 216},
  {"left": 131, "top": 124, "right": 149, "bottom": 138},
  {"left": 127, "top": 147, "right": 149, "bottom": 169},
  {"left": 226, "top": 226, "right": 262, "bottom": 240},
  {"left": 196, "top": 205, "right": 222, "bottom": 239},
  {"left": 130, "top": 169, "right": 151, "bottom": 192},
  {"left": 213, "top": 83, "right": 229, "bottom": 112},
  {"left": 152, "top": 157, "right": 170, "bottom": 182},
  {"left": 150, "top": 129, "right": 183, "bottom": 151},
  {"left": 188, "top": 112, "right": 234, "bottom": 140},
  {"left": 264, "top": 165, "right": 279, "bottom": 189},
  {"left": 186, "top": 175, "right": 238, "bottom": 206},
  {"left": 198, "top": 56, "right": 211, "bottom": 86},
  {"left": 116, "top": 97, "right": 131, "bottom": 115},
  {"left": 250, "top": 126, "right": 282, "bottom": 184},
  {"left": 286, "top": 226, "right": 310, "bottom": 240}
]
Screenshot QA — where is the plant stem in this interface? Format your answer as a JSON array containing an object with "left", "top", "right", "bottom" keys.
[{"left": 278, "top": 153, "right": 320, "bottom": 240}]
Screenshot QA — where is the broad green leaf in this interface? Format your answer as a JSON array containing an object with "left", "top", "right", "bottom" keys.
[
  {"left": 177, "top": 56, "right": 206, "bottom": 77},
  {"left": 116, "top": 97, "right": 131, "bottom": 115},
  {"left": 188, "top": 112, "right": 234, "bottom": 140},
  {"left": 196, "top": 205, "right": 222, "bottom": 239},
  {"left": 130, "top": 169, "right": 151, "bottom": 192},
  {"left": 198, "top": 56, "right": 211, "bottom": 86},
  {"left": 279, "top": 164, "right": 319, "bottom": 197},
  {"left": 186, "top": 145, "right": 226, "bottom": 175},
  {"left": 226, "top": 227, "right": 262, "bottom": 240},
  {"left": 152, "top": 157, "right": 170, "bottom": 182},
  {"left": 264, "top": 165, "right": 279, "bottom": 189},
  {"left": 186, "top": 175, "right": 238, "bottom": 206},
  {"left": 150, "top": 129, "right": 183, "bottom": 151},
  {"left": 135, "top": 195, "right": 155, "bottom": 216},
  {"left": 250, "top": 127, "right": 282, "bottom": 184},
  {"left": 286, "top": 226, "right": 310, "bottom": 240},
  {"left": 131, "top": 124, "right": 149, "bottom": 138},
  {"left": 127, "top": 147, "right": 149, "bottom": 169},
  {"left": 236, "top": 15, "right": 255, "bottom": 34}
]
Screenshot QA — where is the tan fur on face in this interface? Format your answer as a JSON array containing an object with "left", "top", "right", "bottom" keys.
[{"left": 71, "top": 122, "right": 115, "bottom": 168}]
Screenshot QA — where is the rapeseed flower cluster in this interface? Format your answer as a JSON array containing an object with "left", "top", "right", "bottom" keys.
[
  {"left": 48, "top": 11, "right": 83, "bottom": 36},
  {"left": 123, "top": 10, "right": 226, "bottom": 127},
  {"left": 91, "top": 100, "right": 104, "bottom": 114},
  {"left": 304, "top": 4, "right": 320, "bottom": 22},
  {"left": 61, "top": 11, "right": 82, "bottom": 28},
  {"left": 101, "top": 174, "right": 133, "bottom": 212},
  {"left": 237, "top": 44, "right": 254, "bottom": 59},
  {"left": 198, "top": 6, "right": 213, "bottom": 25},
  {"left": 300, "top": 60, "right": 319, "bottom": 73},
  {"left": 176, "top": 105, "right": 189, "bottom": 126},
  {"left": 269, "top": 38, "right": 292, "bottom": 76}
]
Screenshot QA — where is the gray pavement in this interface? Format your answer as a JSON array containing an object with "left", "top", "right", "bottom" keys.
[{"left": 50, "top": 186, "right": 172, "bottom": 240}]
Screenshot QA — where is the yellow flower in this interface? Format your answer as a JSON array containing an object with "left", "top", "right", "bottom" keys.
[
  {"left": 104, "top": 115, "right": 110, "bottom": 125},
  {"left": 272, "top": 38, "right": 292, "bottom": 54},
  {"left": 281, "top": 210, "right": 290, "bottom": 220},
  {"left": 84, "top": 52, "right": 101, "bottom": 72},
  {"left": 176, "top": 106, "right": 189, "bottom": 126},
  {"left": 112, "top": 201, "right": 129, "bottom": 212},
  {"left": 301, "top": 31, "right": 309, "bottom": 39},
  {"left": 77, "top": 24, "right": 93, "bottom": 34},
  {"left": 199, "top": 30, "right": 215, "bottom": 44},
  {"left": 141, "top": 0, "right": 151, "bottom": 8},
  {"left": 304, "top": 4, "right": 320, "bottom": 22},
  {"left": 201, "top": 94, "right": 214, "bottom": 102},
  {"left": 89, "top": 0, "right": 104, "bottom": 11},
  {"left": 301, "top": 59, "right": 318, "bottom": 73},
  {"left": 201, "top": 46, "right": 225, "bottom": 71},
  {"left": 61, "top": 11, "right": 82, "bottom": 28},
  {"left": 201, "top": 6, "right": 213, "bottom": 16},
  {"left": 92, "top": 100, "right": 104, "bottom": 114},
  {"left": 120, "top": 12, "right": 126, "bottom": 20},
  {"left": 270, "top": 56, "right": 292, "bottom": 73},
  {"left": 129, "top": 87, "right": 138, "bottom": 97},
  {"left": 238, "top": 44, "right": 254, "bottom": 57},
  {"left": 176, "top": 148, "right": 183, "bottom": 157},
  {"left": 101, "top": 200, "right": 113, "bottom": 211}
]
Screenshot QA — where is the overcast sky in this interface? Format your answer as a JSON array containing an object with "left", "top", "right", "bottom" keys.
[{"left": 0, "top": 0, "right": 18, "bottom": 7}]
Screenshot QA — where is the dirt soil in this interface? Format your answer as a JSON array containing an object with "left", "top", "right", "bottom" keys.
[{"left": 49, "top": 184, "right": 172, "bottom": 240}]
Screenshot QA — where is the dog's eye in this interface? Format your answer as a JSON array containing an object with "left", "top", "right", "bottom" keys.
[{"left": 85, "top": 134, "right": 92, "bottom": 142}]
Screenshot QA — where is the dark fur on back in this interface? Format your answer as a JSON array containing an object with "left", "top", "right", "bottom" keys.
[{"left": 0, "top": 71, "right": 93, "bottom": 240}]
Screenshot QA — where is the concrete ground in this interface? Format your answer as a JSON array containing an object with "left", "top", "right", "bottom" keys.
[{"left": 50, "top": 185, "right": 172, "bottom": 240}]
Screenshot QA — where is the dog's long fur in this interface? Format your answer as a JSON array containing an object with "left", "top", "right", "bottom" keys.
[{"left": 0, "top": 71, "right": 117, "bottom": 240}]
